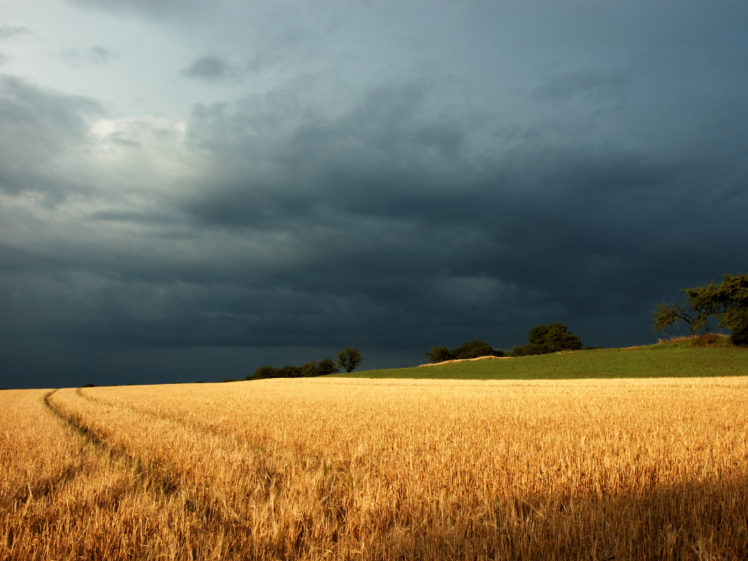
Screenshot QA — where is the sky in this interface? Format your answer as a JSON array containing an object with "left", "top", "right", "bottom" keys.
[{"left": 1, "top": 1, "right": 747, "bottom": 388}]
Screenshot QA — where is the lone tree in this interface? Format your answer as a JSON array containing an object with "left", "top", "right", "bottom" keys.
[
  {"left": 652, "top": 274, "right": 747, "bottom": 345},
  {"left": 337, "top": 347, "right": 362, "bottom": 372},
  {"left": 652, "top": 283, "right": 719, "bottom": 338}
]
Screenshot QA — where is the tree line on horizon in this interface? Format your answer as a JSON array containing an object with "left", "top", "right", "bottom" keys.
[
  {"left": 247, "top": 347, "right": 363, "bottom": 380},
  {"left": 238, "top": 273, "right": 746, "bottom": 378},
  {"left": 426, "top": 322, "right": 587, "bottom": 364},
  {"left": 426, "top": 273, "right": 747, "bottom": 365}
]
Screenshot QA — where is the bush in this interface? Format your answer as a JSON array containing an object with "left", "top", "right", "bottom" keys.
[
  {"left": 426, "top": 346, "right": 454, "bottom": 363},
  {"left": 452, "top": 340, "right": 499, "bottom": 359},
  {"left": 250, "top": 365, "right": 279, "bottom": 379},
  {"left": 684, "top": 334, "right": 732, "bottom": 348},
  {"left": 278, "top": 365, "right": 302, "bottom": 378},
  {"left": 426, "top": 340, "right": 502, "bottom": 363},
  {"left": 301, "top": 361, "right": 319, "bottom": 377}
]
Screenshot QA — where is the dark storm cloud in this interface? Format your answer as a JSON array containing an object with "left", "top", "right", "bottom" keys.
[
  {"left": 168, "top": 77, "right": 748, "bottom": 359},
  {"left": 0, "top": 76, "right": 100, "bottom": 199},
  {"left": 180, "top": 55, "right": 235, "bottom": 82},
  {"left": 2, "top": 68, "right": 747, "bottom": 389},
  {"left": 182, "top": 80, "right": 470, "bottom": 226}
]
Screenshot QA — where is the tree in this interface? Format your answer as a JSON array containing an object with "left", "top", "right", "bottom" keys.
[
  {"left": 529, "top": 323, "right": 582, "bottom": 352},
  {"left": 512, "top": 323, "right": 583, "bottom": 356},
  {"left": 337, "top": 347, "right": 362, "bottom": 372},
  {"left": 652, "top": 274, "right": 747, "bottom": 345},
  {"left": 652, "top": 302, "right": 706, "bottom": 338},
  {"left": 652, "top": 284, "right": 718, "bottom": 338},
  {"left": 710, "top": 273, "right": 748, "bottom": 346}
]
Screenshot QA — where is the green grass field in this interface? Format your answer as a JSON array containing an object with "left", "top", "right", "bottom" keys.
[{"left": 336, "top": 342, "right": 748, "bottom": 380}]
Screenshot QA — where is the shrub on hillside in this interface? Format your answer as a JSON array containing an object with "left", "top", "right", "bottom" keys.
[
  {"left": 426, "top": 340, "right": 503, "bottom": 363},
  {"left": 453, "top": 340, "right": 498, "bottom": 359},
  {"left": 301, "top": 361, "right": 319, "bottom": 377},
  {"left": 685, "top": 334, "right": 733, "bottom": 348},
  {"left": 250, "top": 366, "right": 279, "bottom": 379},
  {"left": 278, "top": 366, "right": 302, "bottom": 378},
  {"left": 426, "top": 346, "right": 454, "bottom": 363}
]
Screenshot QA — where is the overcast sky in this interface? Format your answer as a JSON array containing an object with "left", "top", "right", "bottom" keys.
[{"left": 1, "top": 1, "right": 747, "bottom": 388}]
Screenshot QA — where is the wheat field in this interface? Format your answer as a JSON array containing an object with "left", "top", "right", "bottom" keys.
[{"left": 2, "top": 377, "right": 748, "bottom": 560}]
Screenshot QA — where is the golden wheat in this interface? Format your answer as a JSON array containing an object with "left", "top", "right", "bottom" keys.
[{"left": 2, "top": 377, "right": 748, "bottom": 560}]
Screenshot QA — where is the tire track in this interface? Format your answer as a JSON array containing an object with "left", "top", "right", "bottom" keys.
[
  {"left": 76, "top": 387, "right": 269, "bottom": 453},
  {"left": 44, "top": 391, "right": 113, "bottom": 454},
  {"left": 2, "top": 392, "right": 92, "bottom": 506},
  {"left": 43, "top": 389, "right": 249, "bottom": 527},
  {"left": 44, "top": 391, "right": 192, "bottom": 501}
]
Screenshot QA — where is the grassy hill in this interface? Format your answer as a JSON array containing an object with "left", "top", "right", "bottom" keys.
[{"left": 335, "top": 340, "right": 748, "bottom": 380}]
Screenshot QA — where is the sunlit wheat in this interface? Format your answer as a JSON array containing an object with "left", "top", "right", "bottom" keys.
[{"left": 2, "top": 377, "right": 747, "bottom": 559}]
